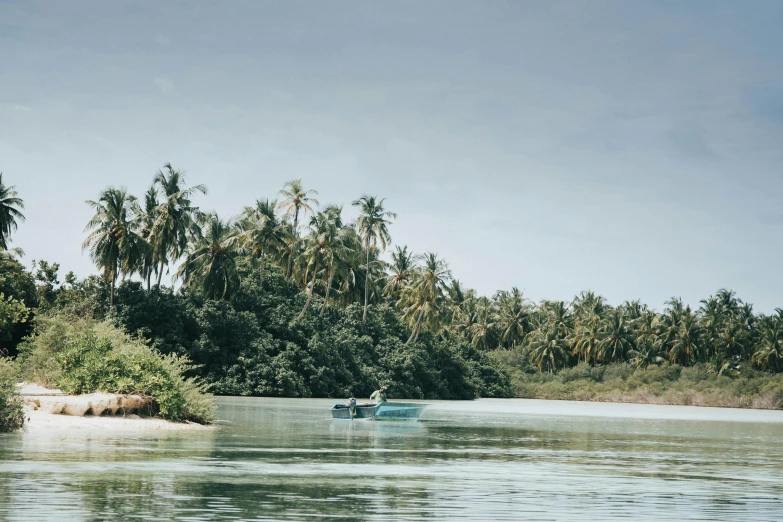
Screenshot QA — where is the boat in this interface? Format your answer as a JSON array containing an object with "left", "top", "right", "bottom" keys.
[
  {"left": 331, "top": 401, "right": 428, "bottom": 420},
  {"left": 331, "top": 402, "right": 378, "bottom": 419}
]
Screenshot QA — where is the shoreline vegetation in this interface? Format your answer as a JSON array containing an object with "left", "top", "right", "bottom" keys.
[{"left": 2, "top": 169, "right": 783, "bottom": 431}]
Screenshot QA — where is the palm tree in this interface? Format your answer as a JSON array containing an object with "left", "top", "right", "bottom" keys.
[
  {"left": 0, "top": 173, "right": 25, "bottom": 252},
  {"left": 627, "top": 338, "right": 666, "bottom": 370},
  {"left": 316, "top": 205, "right": 353, "bottom": 316},
  {"left": 400, "top": 252, "right": 451, "bottom": 344},
  {"left": 139, "top": 186, "right": 159, "bottom": 290},
  {"left": 82, "top": 188, "right": 142, "bottom": 307},
  {"left": 352, "top": 195, "right": 396, "bottom": 325},
  {"left": 150, "top": 164, "right": 207, "bottom": 286},
  {"left": 468, "top": 296, "right": 495, "bottom": 350},
  {"left": 572, "top": 291, "right": 606, "bottom": 319},
  {"left": 494, "top": 288, "right": 530, "bottom": 349},
  {"left": 570, "top": 314, "right": 601, "bottom": 364},
  {"left": 668, "top": 309, "right": 701, "bottom": 366},
  {"left": 237, "top": 198, "right": 287, "bottom": 283},
  {"left": 753, "top": 317, "right": 783, "bottom": 372},
  {"left": 597, "top": 309, "right": 633, "bottom": 363},
  {"left": 295, "top": 207, "right": 348, "bottom": 320},
  {"left": 528, "top": 326, "right": 569, "bottom": 374},
  {"left": 279, "top": 180, "right": 319, "bottom": 278},
  {"left": 177, "top": 213, "right": 240, "bottom": 300},
  {"left": 541, "top": 300, "right": 573, "bottom": 339},
  {"left": 384, "top": 245, "right": 416, "bottom": 299}
]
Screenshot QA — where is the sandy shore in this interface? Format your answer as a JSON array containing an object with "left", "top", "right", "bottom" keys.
[
  {"left": 17, "top": 383, "right": 212, "bottom": 432},
  {"left": 23, "top": 407, "right": 212, "bottom": 432}
]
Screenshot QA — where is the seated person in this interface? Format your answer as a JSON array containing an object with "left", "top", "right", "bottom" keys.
[{"left": 369, "top": 386, "right": 388, "bottom": 404}]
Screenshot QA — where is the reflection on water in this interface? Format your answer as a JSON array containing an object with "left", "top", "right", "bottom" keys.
[{"left": 2, "top": 397, "right": 783, "bottom": 521}]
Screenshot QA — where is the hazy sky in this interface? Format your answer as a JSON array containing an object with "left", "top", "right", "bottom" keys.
[{"left": 2, "top": 0, "right": 783, "bottom": 312}]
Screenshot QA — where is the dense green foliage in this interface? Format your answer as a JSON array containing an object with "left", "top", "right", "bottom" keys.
[
  {"left": 109, "top": 274, "right": 510, "bottom": 399},
  {"left": 17, "top": 317, "right": 214, "bottom": 423},
  {"left": 0, "top": 357, "right": 24, "bottom": 432},
  {"left": 0, "top": 256, "right": 36, "bottom": 355}
]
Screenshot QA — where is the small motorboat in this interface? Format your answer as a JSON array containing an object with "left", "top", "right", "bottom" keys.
[
  {"left": 331, "top": 401, "right": 428, "bottom": 420},
  {"left": 331, "top": 402, "right": 378, "bottom": 419}
]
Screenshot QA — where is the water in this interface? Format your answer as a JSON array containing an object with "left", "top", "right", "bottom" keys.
[{"left": 2, "top": 397, "right": 783, "bottom": 521}]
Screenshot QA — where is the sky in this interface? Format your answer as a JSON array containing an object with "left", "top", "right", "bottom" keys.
[{"left": 1, "top": 0, "right": 783, "bottom": 312}]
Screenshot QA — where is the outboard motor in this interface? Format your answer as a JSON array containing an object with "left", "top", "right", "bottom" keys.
[{"left": 349, "top": 397, "right": 357, "bottom": 418}]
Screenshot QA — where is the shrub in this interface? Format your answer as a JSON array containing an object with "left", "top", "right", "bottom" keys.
[
  {"left": 558, "top": 362, "right": 596, "bottom": 383},
  {"left": 680, "top": 365, "right": 710, "bottom": 383},
  {"left": 20, "top": 317, "right": 214, "bottom": 424},
  {"left": 0, "top": 357, "right": 24, "bottom": 432},
  {"left": 636, "top": 363, "right": 681, "bottom": 384},
  {"left": 601, "top": 363, "right": 634, "bottom": 382}
]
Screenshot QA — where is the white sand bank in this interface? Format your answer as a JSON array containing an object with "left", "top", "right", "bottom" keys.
[
  {"left": 17, "top": 382, "right": 212, "bottom": 431},
  {"left": 23, "top": 407, "right": 212, "bottom": 431}
]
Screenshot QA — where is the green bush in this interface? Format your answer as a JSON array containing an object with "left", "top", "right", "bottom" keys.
[
  {"left": 635, "top": 363, "right": 681, "bottom": 384},
  {"left": 0, "top": 357, "right": 24, "bottom": 432},
  {"left": 601, "top": 364, "right": 634, "bottom": 382},
  {"left": 559, "top": 362, "right": 597, "bottom": 383},
  {"left": 20, "top": 318, "right": 214, "bottom": 424}
]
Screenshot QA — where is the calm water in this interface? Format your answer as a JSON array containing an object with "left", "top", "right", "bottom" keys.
[{"left": 2, "top": 397, "right": 783, "bottom": 521}]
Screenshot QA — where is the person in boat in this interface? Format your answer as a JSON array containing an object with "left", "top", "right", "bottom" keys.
[{"left": 369, "top": 386, "right": 388, "bottom": 404}]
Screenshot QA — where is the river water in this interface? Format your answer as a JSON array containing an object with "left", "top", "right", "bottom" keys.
[{"left": 2, "top": 397, "right": 783, "bottom": 521}]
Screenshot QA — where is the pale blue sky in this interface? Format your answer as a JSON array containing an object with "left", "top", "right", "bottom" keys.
[{"left": 1, "top": 0, "right": 782, "bottom": 312}]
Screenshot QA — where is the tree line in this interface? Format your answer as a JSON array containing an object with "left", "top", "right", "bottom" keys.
[{"left": 1, "top": 167, "right": 783, "bottom": 381}]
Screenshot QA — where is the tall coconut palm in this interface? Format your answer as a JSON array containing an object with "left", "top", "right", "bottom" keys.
[
  {"left": 627, "top": 338, "right": 666, "bottom": 370},
  {"left": 237, "top": 198, "right": 287, "bottom": 283},
  {"left": 315, "top": 205, "right": 353, "bottom": 317},
  {"left": 139, "top": 186, "right": 159, "bottom": 290},
  {"left": 572, "top": 290, "right": 606, "bottom": 319},
  {"left": 570, "top": 314, "right": 601, "bottom": 364},
  {"left": 541, "top": 300, "right": 573, "bottom": 339},
  {"left": 634, "top": 309, "right": 660, "bottom": 345},
  {"left": 753, "top": 315, "right": 783, "bottom": 372},
  {"left": 384, "top": 245, "right": 415, "bottom": 299},
  {"left": 597, "top": 309, "right": 633, "bottom": 363},
  {"left": 0, "top": 173, "right": 25, "bottom": 252},
  {"left": 528, "top": 326, "right": 568, "bottom": 374},
  {"left": 82, "top": 187, "right": 142, "bottom": 307},
  {"left": 453, "top": 294, "right": 480, "bottom": 339},
  {"left": 494, "top": 288, "right": 530, "bottom": 349},
  {"left": 150, "top": 164, "right": 207, "bottom": 286},
  {"left": 467, "top": 296, "right": 495, "bottom": 350},
  {"left": 668, "top": 309, "right": 701, "bottom": 366},
  {"left": 400, "top": 252, "right": 451, "bottom": 344},
  {"left": 352, "top": 195, "right": 396, "bottom": 325},
  {"left": 295, "top": 207, "right": 348, "bottom": 320},
  {"left": 177, "top": 213, "right": 240, "bottom": 300},
  {"left": 279, "top": 179, "right": 319, "bottom": 278}
]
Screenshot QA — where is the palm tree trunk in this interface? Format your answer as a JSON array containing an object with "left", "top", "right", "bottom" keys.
[
  {"left": 110, "top": 272, "right": 116, "bottom": 309},
  {"left": 406, "top": 306, "right": 426, "bottom": 345},
  {"left": 286, "top": 209, "right": 299, "bottom": 279},
  {"left": 157, "top": 260, "right": 164, "bottom": 286},
  {"left": 259, "top": 247, "right": 266, "bottom": 283},
  {"left": 362, "top": 237, "right": 370, "bottom": 326},
  {"left": 296, "top": 263, "right": 317, "bottom": 321},
  {"left": 320, "top": 269, "right": 334, "bottom": 318},
  {"left": 146, "top": 271, "right": 151, "bottom": 291}
]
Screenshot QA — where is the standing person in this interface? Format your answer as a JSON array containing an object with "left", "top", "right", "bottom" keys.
[{"left": 370, "top": 386, "right": 388, "bottom": 404}]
